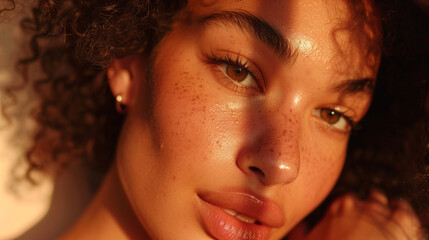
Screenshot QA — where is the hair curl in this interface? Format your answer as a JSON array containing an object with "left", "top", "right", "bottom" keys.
[{"left": 1, "top": 0, "right": 428, "bottom": 235}]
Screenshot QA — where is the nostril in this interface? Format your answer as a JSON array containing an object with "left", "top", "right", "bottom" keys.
[{"left": 249, "top": 166, "right": 265, "bottom": 177}]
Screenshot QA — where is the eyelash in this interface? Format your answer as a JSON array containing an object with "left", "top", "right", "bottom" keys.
[
  {"left": 341, "top": 112, "right": 357, "bottom": 129},
  {"left": 336, "top": 109, "right": 359, "bottom": 130},
  {"left": 206, "top": 51, "right": 263, "bottom": 93}
]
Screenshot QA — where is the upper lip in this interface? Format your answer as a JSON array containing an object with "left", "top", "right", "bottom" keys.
[{"left": 198, "top": 191, "right": 285, "bottom": 228}]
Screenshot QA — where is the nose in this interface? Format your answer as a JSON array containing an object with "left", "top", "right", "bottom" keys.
[{"left": 236, "top": 112, "right": 301, "bottom": 186}]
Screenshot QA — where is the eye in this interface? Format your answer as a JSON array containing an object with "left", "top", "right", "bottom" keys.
[
  {"left": 221, "top": 63, "right": 258, "bottom": 88},
  {"left": 313, "top": 108, "right": 352, "bottom": 131},
  {"left": 206, "top": 52, "right": 263, "bottom": 94}
]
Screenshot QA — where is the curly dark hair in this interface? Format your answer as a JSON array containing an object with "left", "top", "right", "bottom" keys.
[
  {"left": 1, "top": 0, "right": 428, "bottom": 236},
  {"left": 4, "top": 0, "right": 188, "bottom": 180}
]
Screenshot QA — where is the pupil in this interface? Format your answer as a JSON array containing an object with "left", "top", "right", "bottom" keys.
[{"left": 235, "top": 67, "right": 243, "bottom": 74}]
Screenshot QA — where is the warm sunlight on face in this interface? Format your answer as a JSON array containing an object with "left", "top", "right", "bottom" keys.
[{"left": 115, "top": 0, "right": 380, "bottom": 239}]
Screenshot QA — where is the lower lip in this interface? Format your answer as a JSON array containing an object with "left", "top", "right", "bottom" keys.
[{"left": 198, "top": 196, "right": 271, "bottom": 240}]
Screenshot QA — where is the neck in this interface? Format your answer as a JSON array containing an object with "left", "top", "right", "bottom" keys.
[{"left": 60, "top": 164, "right": 150, "bottom": 240}]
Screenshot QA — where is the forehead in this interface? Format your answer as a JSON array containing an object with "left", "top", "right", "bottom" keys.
[
  {"left": 184, "top": 0, "right": 379, "bottom": 79},
  {"left": 190, "top": 0, "right": 350, "bottom": 31}
]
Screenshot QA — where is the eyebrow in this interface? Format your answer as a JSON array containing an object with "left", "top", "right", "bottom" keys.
[
  {"left": 200, "top": 11, "right": 375, "bottom": 96},
  {"left": 200, "top": 11, "right": 294, "bottom": 62},
  {"left": 331, "top": 78, "right": 375, "bottom": 95}
]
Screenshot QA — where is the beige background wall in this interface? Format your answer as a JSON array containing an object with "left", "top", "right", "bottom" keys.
[
  {"left": 0, "top": 7, "right": 93, "bottom": 240},
  {"left": 0, "top": 9, "right": 54, "bottom": 239}
]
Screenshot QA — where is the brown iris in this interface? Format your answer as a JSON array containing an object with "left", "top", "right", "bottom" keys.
[
  {"left": 320, "top": 109, "right": 341, "bottom": 124},
  {"left": 225, "top": 64, "right": 248, "bottom": 82}
]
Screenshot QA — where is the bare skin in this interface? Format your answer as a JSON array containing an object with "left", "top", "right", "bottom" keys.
[{"left": 59, "top": 165, "right": 148, "bottom": 240}]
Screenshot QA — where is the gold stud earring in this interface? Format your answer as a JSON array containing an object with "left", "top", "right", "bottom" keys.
[{"left": 115, "top": 95, "right": 127, "bottom": 113}]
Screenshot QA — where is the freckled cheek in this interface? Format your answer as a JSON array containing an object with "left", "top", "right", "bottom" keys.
[
  {"left": 298, "top": 134, "right": 348, "bottom": 206},
  {"left": 148, "top": 68, "right": 247, "bottom": 177}
]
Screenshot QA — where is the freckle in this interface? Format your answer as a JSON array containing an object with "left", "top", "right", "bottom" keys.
[
  {"left": 278, "top": 152, "right": 282, "bottom": 156},
  {"left": 199, "top": 84, "right": 203, "bottom": 88},
  {"left": 269, "top": 148, "right": 274, "bottom": 152},
  {"left": 282, "top": 130, "right": 287, "bottom": 136}
]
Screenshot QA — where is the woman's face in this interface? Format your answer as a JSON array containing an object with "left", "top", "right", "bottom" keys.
[{"left": 114, "top": 0, "right": 379, "bottom": 239}]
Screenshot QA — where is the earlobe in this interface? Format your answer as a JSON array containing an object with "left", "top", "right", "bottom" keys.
[
  {"left": 115, "top": 94, "right": 128, "bottom": 113},
  {"left": 107, "top": 55, "right": 149, "bottom": 112},
  {"left": 106, "top": 55, "right": 146, "bottom": 113},
  {"left": 107, "top": 61, "right": 132, "bottom": 105},
  {"left": 108, "top": 66, "right": 132, "bottom": 113}
]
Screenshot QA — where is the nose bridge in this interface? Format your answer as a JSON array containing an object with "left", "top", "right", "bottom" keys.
[{"left": 236, "top": 104, "right": 301, "bottom": 186}]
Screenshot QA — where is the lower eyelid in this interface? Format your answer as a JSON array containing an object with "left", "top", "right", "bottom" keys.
[{"left": 313, "top": 118, "right": 351, "bottom": 137}]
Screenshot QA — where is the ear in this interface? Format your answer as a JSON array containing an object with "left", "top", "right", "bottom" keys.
[{"left": 107, "top": 55, "right": 144, "bottom": 108}]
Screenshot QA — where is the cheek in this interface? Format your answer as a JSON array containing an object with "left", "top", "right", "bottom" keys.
[
  {"left": 292, "top": 130, "right": 347, "bottom": 215},
  {"left": 147, "top": 56, "right": 243, "bottom": 182},
  {"left": 304, "top": 143, "right": 346, "bottom": 192}
]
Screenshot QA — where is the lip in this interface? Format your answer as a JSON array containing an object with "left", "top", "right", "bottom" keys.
[{"left": 197, "top": 191, "right": 284, "bottom": 240}]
